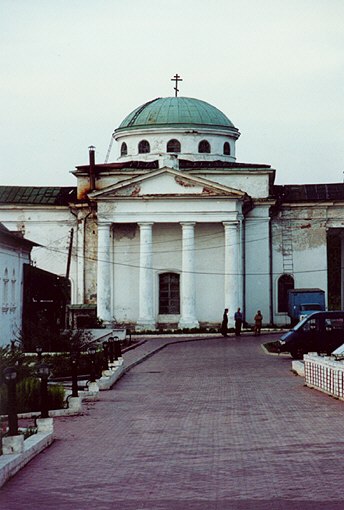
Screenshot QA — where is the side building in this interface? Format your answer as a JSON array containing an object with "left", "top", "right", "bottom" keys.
[{"left": 0, "top": 223, "right": 37, "bottom": 346}]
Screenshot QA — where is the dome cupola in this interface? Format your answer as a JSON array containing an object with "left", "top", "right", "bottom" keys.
[{"left": 114, "top": 96, "right": 240, "bottom": 165}]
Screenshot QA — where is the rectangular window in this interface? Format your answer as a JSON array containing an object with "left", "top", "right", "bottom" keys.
[{"left": 159, "top": 273, "right": 180, "bottom": 314}]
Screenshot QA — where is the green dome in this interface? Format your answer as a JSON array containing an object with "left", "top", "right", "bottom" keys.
[{"left": 116, "top": 97, "right": 236, "bottom": 132}]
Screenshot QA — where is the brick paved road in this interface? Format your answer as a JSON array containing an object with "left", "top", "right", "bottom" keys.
[{"left": 1, "top": 334, "right": 344, "bottom": 509}]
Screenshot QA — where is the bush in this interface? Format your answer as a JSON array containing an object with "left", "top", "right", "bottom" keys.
[
  {"left": 0, "top": 346, "right": 33, "bottom": 385},
  {"left": 46, "top": 351, "right": 104, "bottom": 379},
  {"left": 0, "top": 377, "right": 65, "bottom": 415}
]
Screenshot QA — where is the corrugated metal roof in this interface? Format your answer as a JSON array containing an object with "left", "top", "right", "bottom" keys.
[
  {"left": 179, "top": 160, "right": 271, "bottom": 169},
  {"left": 0, "top": 186, "right": 77, "bottom": 205},
  {"left": 75, "top": 160, "right": 160, "bottom": 171},
  {"left": 274, "top": 184, "right": 344, "bottom": 202}
]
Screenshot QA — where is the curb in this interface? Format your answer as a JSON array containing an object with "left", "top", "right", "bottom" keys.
[{"left": 0, "top": 431, "right": 53, "bottom": 488}]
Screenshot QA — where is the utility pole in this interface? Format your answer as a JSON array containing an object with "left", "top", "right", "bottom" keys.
[{"left": 66, "top": 228, "right": 74, "bottom": 280}]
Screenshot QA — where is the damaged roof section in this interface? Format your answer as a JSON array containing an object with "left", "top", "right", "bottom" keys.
[
  {"left": 274, "top": 183, "right": 344, "bottom": 203},
  {"left": 0, "top": 186, "right": 77, "bottom": 205},
  {"left": 74, "top": 160, "right": 159, "bottom": 172},
  {"left": 179, "top": 159, "right": 271, "bottom": 169}
]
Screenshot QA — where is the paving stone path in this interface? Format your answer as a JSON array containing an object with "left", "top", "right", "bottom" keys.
[{"left": 1, "top": 334, "right": 344, "bottom": 509}]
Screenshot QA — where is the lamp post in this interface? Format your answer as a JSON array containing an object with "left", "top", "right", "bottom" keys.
[
  {"left": 114, "top": 336, "right": 122, "bottom": 360},
  {"left": 102, "top": 341, "right": 109, "bottom": 371},
  {"left": 108, "top": 337, "right": 114, "bottom": 364},
  {"left": 3, "top": 367, "right": 18, "bottom": 436},
  {"left": 37, "top": 363, "right": 51, "bottom": 419},
  {"left": 88, "top": 346, "right": 96, "bottom": 383},
  {"left": 70, "top": 351, "right": 79, "bottom": 398},
  {"left": 36, "top": 346, "right": 43, "bottom": 362}
]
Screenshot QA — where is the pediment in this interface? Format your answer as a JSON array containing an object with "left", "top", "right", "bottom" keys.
[{"left": 89, "top": 168, "right": 247, "bottom": 200}]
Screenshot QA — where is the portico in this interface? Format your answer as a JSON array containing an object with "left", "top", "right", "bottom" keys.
[{"left": 91, "top": 168, "right": 246, "bottom": 330}]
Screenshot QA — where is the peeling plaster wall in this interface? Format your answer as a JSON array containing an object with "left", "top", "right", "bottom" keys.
[
  {"left": 84, "top": 214, "right": 98, "bottom": 304},
  {"left": 76, "top": 174, "right": 136, "bottom": 198},
  {"left": 271, "top": 205, "right": 329, "bottom": 325},
  {"left": 199, "top": 171, "right": 272, "bottom": 198}
]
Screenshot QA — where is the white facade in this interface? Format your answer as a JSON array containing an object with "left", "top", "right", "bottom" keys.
[{"left": 0, "top": 225, "right": 34, "bottom": 346}]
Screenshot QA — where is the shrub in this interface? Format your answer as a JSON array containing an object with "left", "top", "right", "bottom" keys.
[
  {"left": 0, "top": 346, "right": 32, "bottom": 385},
  {"left": 46, "top": 351, "right": 103, "bottom": 379},
  {"left": 0, "top": 377, "right": 65, "bottom": 415}
]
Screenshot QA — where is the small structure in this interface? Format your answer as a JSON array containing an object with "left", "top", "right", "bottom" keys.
[
  {"left": 66, "top": 304, "right": 97, "bottom": 329},
  {"left": 0, "top": 223, "right": 38, "bottom": 347}
]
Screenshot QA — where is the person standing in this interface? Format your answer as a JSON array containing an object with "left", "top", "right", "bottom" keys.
[
  {"left": 254, "top": 310, "right": 263, "bottom": 335},
  {"left": 234, "top": 307, "right": 243, "bottom": 336},
  {"left": 221, "top": 308, "right": 229, "bottom": 337}
]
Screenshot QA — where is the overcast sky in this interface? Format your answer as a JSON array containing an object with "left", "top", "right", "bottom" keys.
[{"left": 1, "top": 0, "right": 343, "bottom": 187}]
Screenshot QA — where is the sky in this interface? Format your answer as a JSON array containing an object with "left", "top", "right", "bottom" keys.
[{"left": 0, "top": 0, "right": 343, "bottom": 187}]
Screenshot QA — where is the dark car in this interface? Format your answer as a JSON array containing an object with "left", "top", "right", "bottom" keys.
[{"left": 279, "top": 311, "right": 344, "bottom": 359}]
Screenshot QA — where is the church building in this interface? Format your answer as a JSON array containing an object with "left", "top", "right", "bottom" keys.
[{"left": 1, "top": 87, "right": 344, "bottom": 335}]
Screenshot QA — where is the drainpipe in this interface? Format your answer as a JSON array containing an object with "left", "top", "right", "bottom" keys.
[{"left": 89, "top": 146, "right": 96, "bottom": 191}]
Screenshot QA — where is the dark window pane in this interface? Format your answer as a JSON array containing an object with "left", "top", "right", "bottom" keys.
[
  {"left": 159, "top": 272, "right": 180, "bottom": 314},
  {"left": 198, "top": 140, "right": 211, "bottom": 153},
  {"left": 121, "top": 142, "right": 127, "bottom": 156},
  {"left": 278, "top": 274, "right": 294, "bottom": 313},
  {"left": 223, "top": 142, "right": 230, "bottom": 155},
  {"left": 138, "top": 140, "right": 150, "bottom": 153},
  {"left": 167, "top": 139, "right": 181, "bottom": 153}
]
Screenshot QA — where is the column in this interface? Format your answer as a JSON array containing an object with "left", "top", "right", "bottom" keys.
[
  {"left": 238, "top": 214, "right": 244, "bottom": 315},
  {"left": 97, "top": 222, "right": 112, "bottom": 323},
  {"left": 75, "top": 214, "right": 85, "bottom": 304},
  {"left": 178, "top": 222, "right": 199, "bottom": 329},
  {"left": 223, "top": 221, "right": 240, "bottom": 327},
  {"left": 137, "top": 222, "right": 155, "bottom": 330}
]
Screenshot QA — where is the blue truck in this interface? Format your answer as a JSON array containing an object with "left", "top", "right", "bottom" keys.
[{"left": 288, "top": 288, "right": 326, "bottom": 324}]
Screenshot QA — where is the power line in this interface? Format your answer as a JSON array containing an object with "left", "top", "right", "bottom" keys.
[{"left": 36, "top": 242, "right": 332, "bottom": 277}]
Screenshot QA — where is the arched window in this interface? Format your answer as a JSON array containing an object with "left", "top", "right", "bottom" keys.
[
  {"left": 167, "top": 139, "right": 181, "bottom": 153},
  {"left": 3, "top": 268, "right": 9, "bottom": 306},
  {"left": 120, "top": 142, "right": 127, "bottom": 156},
  {"left": 278, "top": 274, "right": 294, "bottom": 313},
  {"left": 198, "top": 140, "right": 211, "bottom": 153},
  {"left": 159, "top": 273, "right": 180, "bottom": 314},
  {"left": 11, "top": 269, "right": 16, "bottom": 305},
  {"left": 223, "top": 142, "right": 231, "bottom": 155},
  {"left": 138, "top": 140, "right": 150, "bottom": 154}
]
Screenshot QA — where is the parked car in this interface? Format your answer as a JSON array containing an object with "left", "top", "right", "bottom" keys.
[{"left": 279, "top": 311, "right": 344, "bottom": 359}]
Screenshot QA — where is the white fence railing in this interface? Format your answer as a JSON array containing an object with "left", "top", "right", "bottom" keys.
[{"left": 304, "top": 354, "right": 344, "bottom": 399}]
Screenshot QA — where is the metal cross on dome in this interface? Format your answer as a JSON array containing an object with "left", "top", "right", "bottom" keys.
[{"left": 171, "top": 74, "right": 183, "bottom": 97}]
